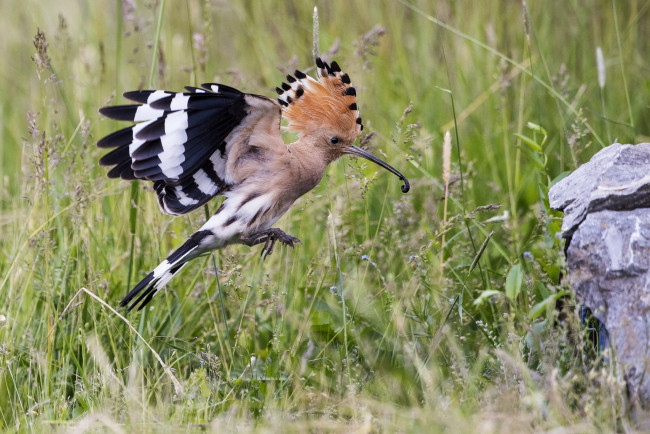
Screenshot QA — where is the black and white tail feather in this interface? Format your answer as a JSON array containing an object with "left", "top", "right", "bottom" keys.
[{"left": 119, "top": 230, "right": 215, "bottom": 311}]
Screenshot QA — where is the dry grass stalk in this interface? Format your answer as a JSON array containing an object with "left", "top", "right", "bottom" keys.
[
  {"left": 596, "top": 47, "right": 606, "bottom": 89},
  {"left": 440, "top": 131, "right": 452, "bottom": 279}
]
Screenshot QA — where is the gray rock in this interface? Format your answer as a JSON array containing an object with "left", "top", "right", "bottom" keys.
[
  {"left": 549, "top": 143, "right": 650, "bottom": 237},
  {"left": 550, "top": 142, "right": 650, "bottom": 410},
  {"left": 567, "top": 209, "right": 650, "bottom": 408}
]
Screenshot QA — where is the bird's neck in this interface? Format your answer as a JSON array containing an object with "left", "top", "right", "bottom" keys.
[{"left": 287, "top": 137, "right": 340, "bottom": 195}]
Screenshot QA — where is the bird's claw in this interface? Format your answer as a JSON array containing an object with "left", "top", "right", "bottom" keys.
[{"left": 243, "top": 228, "right": 301, "bottom": 260}]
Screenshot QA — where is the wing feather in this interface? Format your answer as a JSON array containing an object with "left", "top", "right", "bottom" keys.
[{"left": 98, "top": 84, "right": 282, "bottom": 215}]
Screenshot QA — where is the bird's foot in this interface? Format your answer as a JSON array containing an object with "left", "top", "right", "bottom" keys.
[{"left": 242, "top": 228, "right": 301, "bottom": 260}]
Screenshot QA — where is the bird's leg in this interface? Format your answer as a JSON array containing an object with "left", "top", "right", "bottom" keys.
[{"left": 242, "top": 228, "right": 301, "bottom": 260}]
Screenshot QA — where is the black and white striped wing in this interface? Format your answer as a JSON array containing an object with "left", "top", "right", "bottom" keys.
[{"left": 97, "top": 83, "right": 279, "bottom": 216}]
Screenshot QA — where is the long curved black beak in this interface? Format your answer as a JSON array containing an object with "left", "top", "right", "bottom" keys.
[{"left": 343, "top": 146, "right": 410, "bottom": 193}]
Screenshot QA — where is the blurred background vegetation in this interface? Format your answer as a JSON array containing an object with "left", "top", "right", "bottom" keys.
[{"left": 0, "top": 0, "right": 648, "bottom": 431}]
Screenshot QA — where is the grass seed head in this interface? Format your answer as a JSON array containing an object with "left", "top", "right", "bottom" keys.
[{"left": 596, "top": 47, "right": 606, "bottom": 89}]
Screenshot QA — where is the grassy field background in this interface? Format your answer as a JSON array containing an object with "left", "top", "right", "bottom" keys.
[{"left": 1, "top": 0, "right": 649, "bottom": 431}]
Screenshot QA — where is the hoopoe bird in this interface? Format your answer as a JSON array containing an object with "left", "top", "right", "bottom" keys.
[{"left": 98, "top": 57, "right": 410, "bottom": 312}]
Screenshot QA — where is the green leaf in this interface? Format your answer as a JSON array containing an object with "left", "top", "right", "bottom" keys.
[
  {"left": 526, "top": 121, "right": 547, "bottom": 134},
  {"left": 525, "top": 122, "right": 548, "bottom": 145},
  {"left": 514, "top": 133, "right": 542, "bottom": 151},
  {"left": 517, "top": 145, "right": 546, "bottom": 169},
  {"left": 311, "top": 309, "right": 333, "bottom": 326},
  {"left": 505, "top": 263, "right": 523, "bottom": 301},
  {"left": 473, "top": 290, "right": 503, "bottom": 306},
  {"left": 529, "top": 290, "right": 567, "bottom": 319},
  {"left": 550, "top": 171, "right": 571, "bottom": 188}
]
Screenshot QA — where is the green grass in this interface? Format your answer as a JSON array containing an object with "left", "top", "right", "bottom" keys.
[{"left": 1, "top": 0, "right": 649, "bottom": 431}]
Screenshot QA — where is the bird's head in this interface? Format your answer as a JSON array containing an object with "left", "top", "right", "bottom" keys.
[{"left": 277, "top": 57, "right": 409, "bottom": 193}]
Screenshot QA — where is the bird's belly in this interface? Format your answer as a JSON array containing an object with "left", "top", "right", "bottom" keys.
[{"left": 198, "top": 189, "right": 290, "bottom": 245}]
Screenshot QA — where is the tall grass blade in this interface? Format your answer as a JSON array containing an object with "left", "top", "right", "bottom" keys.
[{"left": 611, "top": 0, "right": 635, "bottom": 135}]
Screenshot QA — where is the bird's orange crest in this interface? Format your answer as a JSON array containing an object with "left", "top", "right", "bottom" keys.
[{"left": 276, "top": 57, "right": 362, "bottom": 142}]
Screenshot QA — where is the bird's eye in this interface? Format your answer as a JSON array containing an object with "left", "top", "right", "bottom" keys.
[{"left": 330, "top": 137, "right": 339, "bottom": 144}]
